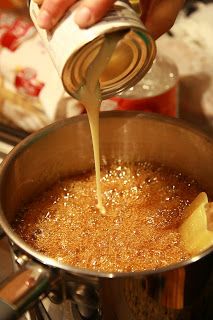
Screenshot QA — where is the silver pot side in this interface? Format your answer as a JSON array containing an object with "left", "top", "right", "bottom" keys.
[{"left": 0, "top": 111, "right": 213, "bottom": 320}]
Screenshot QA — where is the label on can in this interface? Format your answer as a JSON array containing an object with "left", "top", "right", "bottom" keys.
[
  {"left": 101, "top": 84, "right": 178, "bottom": 117},
  {"left": 29, "top": 0, "right": 156, "bottom": 98},
  {"left": 30, "top": 1, "right": 143, "bottom": 74}
]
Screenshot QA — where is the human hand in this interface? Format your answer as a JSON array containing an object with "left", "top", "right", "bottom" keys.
[
  {"left": 35, "top": 0, "right": 115, "bottom": 30},
  {"left": 141, "top": 0, "right": 185, "bottom": 39},
  {"left": 35, "top": 0, "right": 185, "bottom": 39}
]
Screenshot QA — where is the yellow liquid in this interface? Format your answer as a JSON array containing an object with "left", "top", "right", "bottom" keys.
[{"left": 76, "top": 33, "right": 124, "bottom": 214}]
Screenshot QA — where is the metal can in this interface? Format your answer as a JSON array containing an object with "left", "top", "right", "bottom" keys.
[{"left": 29, "top": 0, "right": 156, "bottom": 99}]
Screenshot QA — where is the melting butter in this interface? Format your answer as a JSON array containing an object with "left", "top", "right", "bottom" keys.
[{"left": 179, "top": 192, "right": 213, "bottom": 255}]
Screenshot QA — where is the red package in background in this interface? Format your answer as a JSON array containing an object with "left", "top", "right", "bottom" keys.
[
  {"left": 0, "top": 12, "right": 34, "bottom": 51},
  {"left": 0, "top": 8, "right": 84, "bottom": 132},
  {"left": 0, "top": 0, "right": 25, "bottom": 10}
]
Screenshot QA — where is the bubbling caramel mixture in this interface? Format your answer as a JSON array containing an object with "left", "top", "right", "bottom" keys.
[{"left": 13, "top": 162, "right": 203, "bottom": 272}]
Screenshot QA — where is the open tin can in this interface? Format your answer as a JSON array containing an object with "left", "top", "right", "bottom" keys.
[{"left": 28, "top": 0, "right": 156, "bottom": 99}]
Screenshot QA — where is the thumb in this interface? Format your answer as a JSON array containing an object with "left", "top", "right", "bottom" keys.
[
  {"left": 37, "top": 0, "right": 75, "bottom": 29},
  {"left": 74, "top": 0, "right": 115, "bottom": 28}
]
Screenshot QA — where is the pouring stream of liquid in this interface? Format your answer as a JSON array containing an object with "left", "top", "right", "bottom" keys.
[{"left": 76, "top": 32, "right": 125, "bottom": 213}]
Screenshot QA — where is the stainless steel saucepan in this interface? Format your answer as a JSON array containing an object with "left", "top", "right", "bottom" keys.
[{"left": 0, "top": 112, "right": 213, "bottom": 320}]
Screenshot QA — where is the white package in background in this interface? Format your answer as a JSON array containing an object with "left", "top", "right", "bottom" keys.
[
  {"left": 157, "top": 2, "right": 213, "bottom": 132},
  {"left": 0, "top": 10, "right": 84, "bottom": 132}
]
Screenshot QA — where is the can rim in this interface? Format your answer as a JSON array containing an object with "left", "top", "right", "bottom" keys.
[{"left": 62, "top": 27, "right": 156, "bottom": 100}]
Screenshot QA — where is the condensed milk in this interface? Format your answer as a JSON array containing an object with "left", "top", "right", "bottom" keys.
[{"left": 76, "top": 32, "right": 125, "bottom": 213}]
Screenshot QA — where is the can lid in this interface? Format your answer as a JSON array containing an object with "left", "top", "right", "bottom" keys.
[{"left": 62, "top": 28, "right": 156, "bottom": 100}]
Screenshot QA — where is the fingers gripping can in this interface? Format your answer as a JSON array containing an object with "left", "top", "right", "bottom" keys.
[{"left": 29, "top": 0, "right": 156, "bottom": 99}]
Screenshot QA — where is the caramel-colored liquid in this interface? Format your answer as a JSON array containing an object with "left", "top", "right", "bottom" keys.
[{"left": 14, "top": 162, "right": 202, "bottom": 272}]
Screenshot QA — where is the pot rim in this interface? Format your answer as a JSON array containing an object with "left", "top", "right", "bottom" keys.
[{"left": 0, "top": 111, "right": 213, "bottom": 278}]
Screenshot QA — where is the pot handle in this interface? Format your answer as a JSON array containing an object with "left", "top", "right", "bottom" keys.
[{"left": 0, "top": 261, "right": 51, "bottom": 320}]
